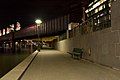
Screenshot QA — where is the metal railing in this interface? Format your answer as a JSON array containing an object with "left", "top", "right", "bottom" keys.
[{"left": 68, "top": 18, "right": 111, "bottom": 38}]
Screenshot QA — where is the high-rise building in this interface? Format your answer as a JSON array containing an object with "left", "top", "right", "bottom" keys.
[{"left": 85, "top": 0, "right": 111, "bottom": 31}]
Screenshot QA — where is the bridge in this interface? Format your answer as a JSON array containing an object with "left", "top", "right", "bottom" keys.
[{"left": 0, "top": 0, "right": 120, "bottom": 80}]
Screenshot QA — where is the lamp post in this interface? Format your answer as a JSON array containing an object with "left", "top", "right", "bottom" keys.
[
  {"left": 35, "top": 19, "right": 42, "bottom": 38},
  {"left": 35, "top": 19, "right": 42, "bottom": 51}
]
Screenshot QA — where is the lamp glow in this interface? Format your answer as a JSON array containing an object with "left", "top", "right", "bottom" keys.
[{"left": 35, "top": 19, "right": 42, "bottom": 24}]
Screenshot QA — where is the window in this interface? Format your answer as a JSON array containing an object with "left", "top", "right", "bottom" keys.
[
  {"left": 94, "top": 0, "right": 98, "bottom": 2},
  {"left": 97, "top": 15, "right": 100, "bottom": 18},
  {"left": 102, "top": 4, "right": 106, "bottom": 9},
  {"left": 89, "top": 2, "right": 93, "bottom": 7},
  {"left": 85, "top": 10, "right": 89, "bottom": 13},
  {"left": 93, "top": 1, "right": 100, "bottom": 9},
  {"left": 99, "top": 6, "right": 103, "bottom": 11},
  {"left": 109, "top": 3, "right": 111, "bottom": 7},
  {"left": 100, "top": 13, "right": 104, "bottom": 17},
  {"left": 85, "top": 0, "right": 111, "bottom": 32},
  {"left": 109, "top": 10, "right": 111, "bottom": 14},
  {"left": 94, "top": 17, "right": 97, "bottom": 19},
  {"left": 98, "top": 19, "right": 100, "bottom": 23},
  {"left": 3, "top": 29, "right": 5, "bottom": 35},
  {"left": 100, "top": 0, "right": 107, "bottom": 3},
  {"left": 95, "top": 23, "right": 97, "bottom": 25}
]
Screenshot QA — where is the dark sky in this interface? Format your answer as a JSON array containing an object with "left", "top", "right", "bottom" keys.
[{"left": 0, "top": 0, "right": 88, "bottom": 28}]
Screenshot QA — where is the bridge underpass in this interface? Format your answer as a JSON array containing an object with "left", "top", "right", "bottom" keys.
[
  {"left": 0, "top": 15, "right": 69, "bottom": 53},
  {"left": 1, "top": 0, "right": 120, "bottom": 79},
  {"left": 0, "top": 14, "right": 69, "bottom": 78}
]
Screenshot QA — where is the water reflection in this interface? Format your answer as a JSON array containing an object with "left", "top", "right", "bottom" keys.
[{"left": 0, "top": 47, "right": 32, "bottom": 78}]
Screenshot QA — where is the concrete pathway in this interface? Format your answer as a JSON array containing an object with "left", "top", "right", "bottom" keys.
[{"left": 21, "top": 50, "right": 120, "bottom": 80}]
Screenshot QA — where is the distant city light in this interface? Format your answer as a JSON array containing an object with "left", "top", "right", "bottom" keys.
[
  {"left": 3, "top": 29, "right": 5, "bottom": 35},
  {"left": 10, "top": 24, "right": 14, "bottom": 30},
  {"left": 6, "top": 28, "right": 10, "bottom": 34},
  {"left": 16, "top": 22, "right": 21, "bottom": 31},
  {"left": 0, "top": 30, "right": 2, "bottom": 36}
]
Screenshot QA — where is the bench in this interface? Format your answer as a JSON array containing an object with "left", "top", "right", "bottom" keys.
[{"left": 68, "top": 48, "right": 83, "bottom": 59}]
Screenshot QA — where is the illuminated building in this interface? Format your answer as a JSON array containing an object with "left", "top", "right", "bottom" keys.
[{"left": 85, "top": 0, "right": 111, "bottom": 31}]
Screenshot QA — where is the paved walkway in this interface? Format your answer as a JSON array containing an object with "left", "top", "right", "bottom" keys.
[{"left": 21, "top": 50, "right": 120, "bottom": 80}]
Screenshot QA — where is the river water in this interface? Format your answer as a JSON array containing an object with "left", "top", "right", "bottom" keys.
[{"left": 0, "top": 48, "right": 32, "bottom": 78}]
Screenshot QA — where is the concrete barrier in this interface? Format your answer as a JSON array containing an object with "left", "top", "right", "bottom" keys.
[{"left": 0, "top": 50, "right": 39, "bottom": 80}]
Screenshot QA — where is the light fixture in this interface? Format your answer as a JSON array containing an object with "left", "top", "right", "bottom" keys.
[{"left": 35, "top": 19, "right": 42, "bottom": 24}]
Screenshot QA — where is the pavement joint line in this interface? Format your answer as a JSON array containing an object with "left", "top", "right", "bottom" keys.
[{"left": 17, "top": 51, "right": 39, "bottom": 80}]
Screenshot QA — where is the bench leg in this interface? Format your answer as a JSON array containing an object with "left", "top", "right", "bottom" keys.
[
  {"left": 73, "top": 55, "right": 81, "bottom": 60},
  {"left": 78, "top": 55, "right": 80, "bottom": 60},
  {"left": 73, "top": 55, "right": 78, "bottom": 59},
  {"left": 72, "top": 54, "right": 74, "bottom": 58}
]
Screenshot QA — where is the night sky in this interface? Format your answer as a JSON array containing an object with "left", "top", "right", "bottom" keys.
[{"left": 0, "top": 0, "right": 88, "bottom": 29}]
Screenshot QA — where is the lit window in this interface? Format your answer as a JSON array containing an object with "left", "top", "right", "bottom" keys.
[
  {"left": 85, "top": 10, "right": 89, "bottom": 13},
  {"left": 99, "top": 6, "right": 103, "bottom": 11},
  {"left": 109, "top": 10, "right": 111, "bottom": 13},
  {"left": 100, "top": 0, "right": 107, "bottom": 3},
  {"left": 89, "top": 7, "right": 93, "bottom": 11},
  {"left": 103, "top": 4, "right": 106, "bottom": 8},
  {"left": 95, "top": 9, "right": 99, "bottom": 13},
  {"left": 6, "top": 28, "right": 10, "bottom": 34},
  {"left": 103, "top": 0, "right": 107, "bottom": 2},
  {"left": 3, "top": 29, "right": 5, "bottom": 35},
  {"left": 94, "top": 0, "right": 98, "bottom": 2},
  {"left": 89, "top": 2, "right": 93, "bottom": 7},
  {"left": 16, "top": 22, "right": 21, "bottom": 31},
  {"left": 10, "top": 24, "right": 14, "bottom": 31},
  {"left": 98, "top": 19, "right": 100, "bottom": 23},
  {"left": 95, "top": 23, "right": 97, "bottom": 25},
  {"left": 97, "top": 15, "right": 99, "bottom": 18},
  {"left": 100, "top": 0, "right": 104, "bottom": 3},
  {"left": 109, "top": 3, "right": 111, "bottom": 7},
  {"left": 93, "top": 2, "right": 100, "bottom": 9},
  {"left": 100, "top": 13, "right": 104, "bottom": 16},
  {"left": 94, "top": 17, "right": 96, "bottom": 19}
]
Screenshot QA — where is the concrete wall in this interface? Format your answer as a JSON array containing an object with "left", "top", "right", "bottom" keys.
[{"left": 57, "top": 1, "right": 120, "bottom": 69}]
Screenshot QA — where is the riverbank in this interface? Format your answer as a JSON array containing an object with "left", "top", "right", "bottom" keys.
[{"left": 0, "top": 49, "right": 32, "bottom": 78}]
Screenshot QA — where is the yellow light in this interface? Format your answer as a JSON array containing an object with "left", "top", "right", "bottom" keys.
[
  {"left": 0, "top": 30, "right": 2, "bottom": 36},
  {"left": 3, "top": 29, "right": 5, "bottom": 35},
  {"left": 99, "top": 6, "right": 103, "bottom": 11},
  {"left": 35, "top": 19, "right": 42, "bottom": 24}
]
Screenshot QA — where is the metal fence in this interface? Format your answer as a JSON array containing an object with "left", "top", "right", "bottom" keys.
[{"left": 68, "top": 18, "right": 111, "bottom": 38}]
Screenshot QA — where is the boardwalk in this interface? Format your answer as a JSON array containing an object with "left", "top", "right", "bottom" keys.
[{"left": 20, "top": 50, "right": 120, "bottom": 80}]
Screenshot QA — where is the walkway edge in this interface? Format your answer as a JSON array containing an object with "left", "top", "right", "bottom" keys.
[{"left": 0, "top": 50, "right": 39, "bottom": 80}]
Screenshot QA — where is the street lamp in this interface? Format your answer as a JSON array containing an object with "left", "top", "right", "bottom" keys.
[
  {"left": 35, "top": 19, "right": 42, "bottom": 25},
  {"left": 35, "top": 19, "right": 42, "bottom": 38},
  {"left": 35, "top": 19, "right": 42, "bottom": 51}
]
